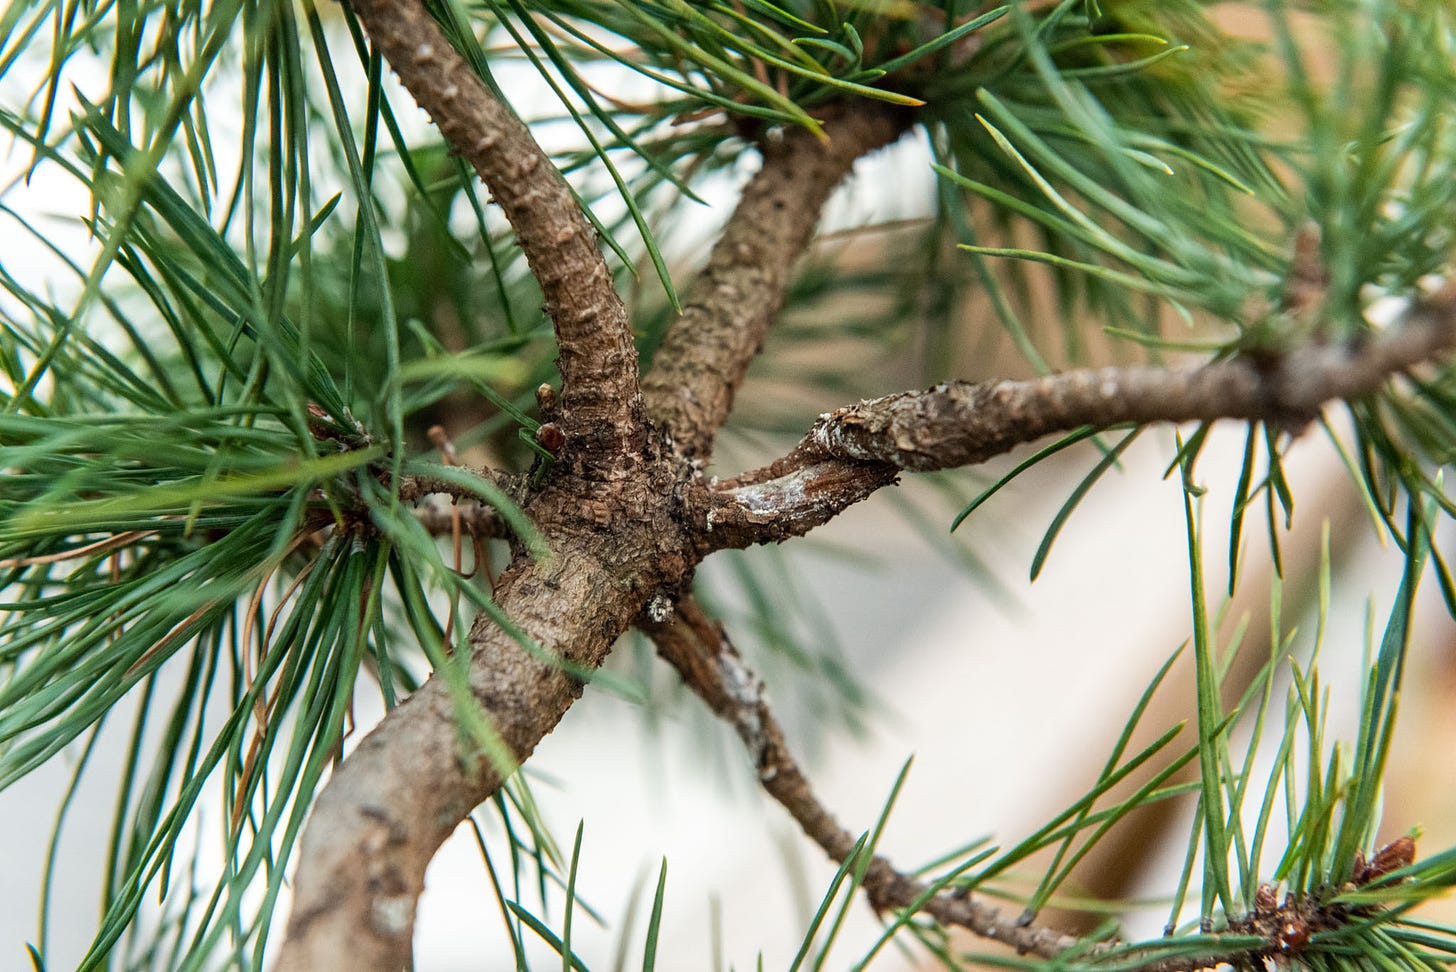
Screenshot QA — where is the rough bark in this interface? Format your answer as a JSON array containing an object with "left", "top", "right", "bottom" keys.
[
  {"left": 345, "top": 0, "right": 642, "bottom": 457},
  {"left": 410, "top": 496, "right": 508, "bottom": 540},
  {"left": 271, "top": 3, "right": 1456, "bottom": 966},
  {"left": 646, "top": 599, "right": 1424, "bottom": 972},
  {"left": 694, "top": 458, "right": 900, "bottom": 550},
  {"left": 276, "top": 438, "right": 696, "bottom": 970},
  {"left": 704, "top": 299, "right": 1456, "bottom": 549},
  {"left": 276, "top": 554, "right": 625, "bottom": 971},
  {"left": 280, "top": 9, "right": 923, "bottom": 964},
  {"left": 641, "top": 104, "right": 912, "bottom": 461},
  {"left": 798, "top": 314, "right": 1456, "bottom": 474},
  {"left": 277, "top": 0, "right": 662, "bottom": 963}
]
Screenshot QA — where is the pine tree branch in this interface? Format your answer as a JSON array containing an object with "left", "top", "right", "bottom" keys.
[
  {"left": 695, "top": 457, "right": 899, "bottom": 549},
  {"left": 274, "top": 546, "right": 650, "bottom": 971},
  {"left": 642, "top": 596, "right": 1080, "bottom": 961},
  {"left": 801, "top": 314, "right": 1456, "bottom": 474},
  {"left": 702, "top": 292, "right": 1456, "bottom": 549},
  {"left": 278, "top": 416, "right": 697, "bottom": 970},
  {"left": 644, "top": 603, "right": 1385, "bottom": 972},
  {"left": 395, "top": 467, "right": 514, "bottom": 504},
  {"left": 347, "top": 0, "right": 642, "bottom": 452},
  {"left": 410, "top": 497, "right": 508, "bottom": 540},
  {"left": 641, "top": 104, "right": 911, "bottom": 461},
  {"left": 398, "top": 468, "right": 514, "bottom": 540}
]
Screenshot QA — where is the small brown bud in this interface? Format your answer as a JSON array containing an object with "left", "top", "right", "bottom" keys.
[
  {"left": 306, "top": 402, "right": 343, "bottom": 442},
  {"left": 1356, "top": 835, "right": 1416, "bottom": 886},
  {"left": 535, "top": 382, "right": 557, "bottom": 413},
  {"left": 535, "top": 422, "right": 565, "bottom": 456},
  {"left": 1277, "top": 918, "right": 1310, "bottom": 954}
]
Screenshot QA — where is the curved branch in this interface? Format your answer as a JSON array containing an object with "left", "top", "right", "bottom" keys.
[
  {"left": 706, "top": 301, "right": 1456, "bottom": 548},
  {"left": 696, "top": 458, "right": 898, "bottom": 550},
  {"left": 642, "top": 597, "right": 1079, "bottom": 959},
  {"left": 274, "top": 548, "right": 640, "bottom": 971},
  {"left": 398, "top": 468, "right": 515, "bottom": 540},
  {"left": 645, "top": 600, "right": 1386, "bottom": 972},
  {"left": 641, "top": 104, "right": 911, "bottom": 460},
  {"left": 349, "top": 0, "right": 641, "bottom": 446}
]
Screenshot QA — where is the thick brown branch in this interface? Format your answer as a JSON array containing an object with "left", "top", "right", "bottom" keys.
[
  {"left": 274, "top": 547, "right": 647, "bottom": 971},
  {"left": 708, "top": 300, "right": 1456, "bottom": 548},
  {"left": 806, "top": 304, "right": 1456, "bottom": 474},
  {"left": 695, "top": 459, "right": 899, "bottom": 550},
  {"left": 642, "top": 597, "right": 1079, "bottom": 960},
  {"left": 280, "top": 397, "right": 696, "bottom": 971},
  {"left": 641, "top": 105, "right": 911, "bottom": 460},
  {"left": 348, "top": 0, "right": 641, "bottom": 449}
]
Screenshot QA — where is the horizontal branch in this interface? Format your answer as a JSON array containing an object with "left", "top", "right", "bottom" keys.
[
  {"left": 809, "top": 316, "right": 1455, "bottom": 473},
  {"left": 349, "top": 0, "right": 641, "bottom": 448},
  {"left": 397, "top": 468, "right": 514, "bottom": 540},
  {"left": 410, "top": 497, "right": 507, "bottom": 540},
  {"left": 642, "top": 104, "right": 910, "bottom": 460},
  {"left": 782, "top": 301, "right": 1456, "bottom": 474},
  {"left": 704, "top": 295, "right": 1456, "bottom": 548},
  {"left": 642, "top": 597, "right": 1079, "bottom": 960}
]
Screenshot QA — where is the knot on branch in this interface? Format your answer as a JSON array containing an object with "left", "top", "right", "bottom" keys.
[
  {"left": 1226, "top": 837, "right": 1416, "bottom": 964},
  {"left": 696, "top": 460, "right": 898, "bottom": 550}
]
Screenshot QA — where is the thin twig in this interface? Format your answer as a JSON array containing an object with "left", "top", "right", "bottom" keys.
[
  {"left": 642, "top": 597, "right": 1080, "bottom": 960},
  {"left": 0, "top": 528, "right": 157, "bottom": 568},
  {"left": 642, "top": 600, "right": 1320, "bottom": 972},
  {"left": 396, "top": 467, "right": 517, "bottom": 505},
  {"left": 396, "top": 462, "right": 515, "bottom": 543},
  {"left": 407, "top": 498, "right": 505, "bottom": 541}
]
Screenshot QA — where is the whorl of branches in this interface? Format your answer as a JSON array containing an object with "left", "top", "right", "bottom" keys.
[
  {"left": 269, "top": 3, "right": 1456, "bottom": 967},
  {"left": 3, "top": 1, "right": 1455, "bottom": 970}
]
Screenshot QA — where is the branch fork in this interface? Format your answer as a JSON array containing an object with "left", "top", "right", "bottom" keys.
[{"left": 274, "top": 2, "right": 1456, "bottom": 967}]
